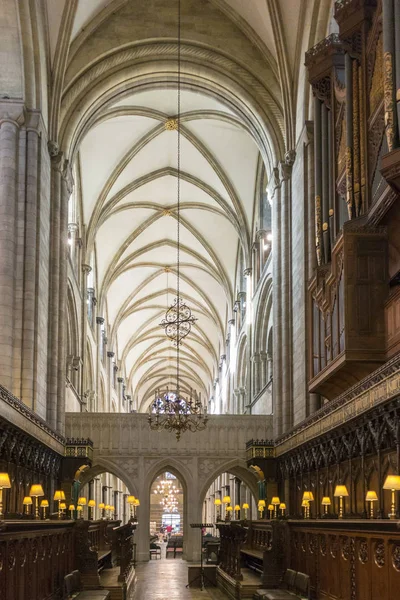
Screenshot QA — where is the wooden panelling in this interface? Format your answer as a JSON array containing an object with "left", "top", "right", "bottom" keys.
[
  {"left": 385, "top": 287, "right": 400, "bottom": 358},
  {"left": 290, "top": 523, "right": 400, "bottom": 600}
]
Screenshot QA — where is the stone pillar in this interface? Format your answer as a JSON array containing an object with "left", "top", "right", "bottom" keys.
[
  {"left": 252, "top": 353, "right": 261, "bottom": 396},
  {"left": 80, "top": 264, "right": 91, "bottom": 400},
  {"left": 260, "top": 352, "right": 268, "bottom": 388},
  {"left": 269, "top": 168, "right": 282, "bottom": 436},
  {"left": 107, "top": 351, "right": 114, "bottom": 413},
  {"left": 47, "top": 145, "right": 62, "bottom": 430},
  {"left": 280, "top": 153, "right": 295, "bottom": 434},
  {"left": 68, "top": 222, "right": 78, "bottom": 266},
  {"left": 117, "top": 377, "right": 124, "bottom": 412},
  {"left": 239, "top": 387, "right": 246, "bottom": 413},
  {"left": 57, "top": 161, "right": 73, "bottom": 434},
  {"left": 0, "top": 114, "right": 19, "bottom": 392},
  {"left": 96, "top": 316, "right": 105, "bottom": 413},
  {"left": 235, "top": 478, "right": 241, "bottom": 518}
]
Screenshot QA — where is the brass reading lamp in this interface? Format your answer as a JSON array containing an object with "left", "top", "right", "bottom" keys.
[
  {"left": 23, "top": 496, "right": 32, "bottom": 516},
  {"left": 40, "top": 499, "right": 49, "bottom": 519},
  {"left": 214, "top": 498, "right": 222, "bottom": 521},
  {"left": 78, "top": 496, "right": 87, "bottom": 519},
  {"left": 271, "top": 497, "right": 280, "bottom": 519},
  {"left": 234, "top": 504, "right": 240, "bottom": 519},
  {"left": 98, "top": 502, "right": 105, "bottom": 519},
  {"left": 29, "top": 484, "right": 45, "bottom": 520},
  {"left": 302, "top": 491, "right": 314, "bottom": 518},
  {"left": 383, "top": 475, "right": 400, "bottom": 519},
  {"left": 0, "top": 473, "right": 11, "bottom": 520},
  {"left": 302, "top": 500, "right": 309, "bottom": 518},
  {"left": 69, "top": 504, "right": 75, "bottom": 519},
  {"left": 88, "top": 499, "right": 96, "bottom": 520},
  {"left": 321, "top": 497, "right": 331, "bottom": 516},
  {"left": 127, "top": 495, "right": 136, "bottom": 520},
  {"left": 258, "top": 499, "right": 266, "bottom": 519},
  {"left": 53, "top": 490, "right": 66, "bottom": 519},
  {"left": 334, "top": 485, "right": 349, "bottom": 519},
  {"left": 242, "top": 502, "right": 249, "bottom": 520},
  {"left": 225, "top": 506, "right": 233, "bottom": 521},
  {"left": 365, "top": 491, "right": 378, "bottom": 519},
  {"left": 268, "top": 503, "right": 274, "bottom": 519},
  {"left": 279, "top": 502, "right": 286, "bottom": 517}
]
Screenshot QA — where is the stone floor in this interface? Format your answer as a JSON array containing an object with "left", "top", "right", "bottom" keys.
[{"left": 134, "top": 557, "right": 228, "bottom": 600}]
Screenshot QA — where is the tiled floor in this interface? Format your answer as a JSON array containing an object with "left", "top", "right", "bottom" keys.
[{"left": 134, "top": 556, "right": 228, "bottom": 599}]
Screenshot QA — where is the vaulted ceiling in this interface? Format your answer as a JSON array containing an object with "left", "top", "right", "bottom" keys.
[{"left": 47, "top": 0, "right": 333, "bottom": 410}]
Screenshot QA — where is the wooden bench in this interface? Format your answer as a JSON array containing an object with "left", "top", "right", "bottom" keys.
[
  {"left": 64, "top": 570, "right": 111, "bottom": 600},
  {"left": 255, "top": 570, "right": 310, "bottom": 600}
]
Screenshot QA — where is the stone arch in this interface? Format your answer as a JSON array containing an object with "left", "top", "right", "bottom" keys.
[
  {"left": 78, "top": 460, "right": 138, "bottom": 498},
  {"left": 199, "top": 458, "right": 259, "bottom": 505},
  {"left": 66, "top": 281, "right": 80, "bottom": 389}
]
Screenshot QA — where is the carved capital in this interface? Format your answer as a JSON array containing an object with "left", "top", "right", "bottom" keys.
[{"left": 82, "top": 264, "right": 92, "bottom": 274}]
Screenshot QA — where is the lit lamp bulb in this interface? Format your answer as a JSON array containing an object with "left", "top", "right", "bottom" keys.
[
  {"left": 271, "top": 497, "right": 280, "bottom": 519},
  {"left": 127, "top": 495, "right": 136, "bottom": 520},
  {"left": 365, "top": 491, "right": 378, "bottom": 519},
  {"left": 53, "top": 490, "right": 66, "bottom": 519},
  {"left": 302, "top": 492, "right": 314, "bottom": 519},
  {"left": 40, "top": 499, "right": 49, "bottom": 520},
  {"left": 334, "top": 485, "right": 349, "bottom": 519},
  {"left": 234, "top": 504, "right": 240, "bottom": 520},
  {"left": 383, "top": 475, "right": 400, "bottom": 520},
  {"left": 258, "top": 499, "right": 266, "bottom": 519},
  {"left": 23, "top": 496, "right": 32, "bottom": 516},
  {"left": 0, "top": 473, "right": 11, "bottom": 520},
  {"left": 321, "top": 497, "right": 331, "bottom": 516},
  {"left": 88, "top": 499, "right": 96, "bottom": 520},
  {"left": 214, "top": 498, "right": 222, "bottom": 521},
  {"left": 242, "top": 503, "right": 249, "bottom": 520},
  {"left": 29, "top": 484, "right": 44, "bottom": 520}
]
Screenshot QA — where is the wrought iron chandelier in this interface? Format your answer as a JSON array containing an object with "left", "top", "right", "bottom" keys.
[{"left": 149, "top": 0, "right": 208, "bottom": 440}]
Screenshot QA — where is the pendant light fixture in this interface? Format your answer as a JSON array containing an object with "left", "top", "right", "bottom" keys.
[{"left": 149, "top": 0, "right": 207, "bottom": 440}]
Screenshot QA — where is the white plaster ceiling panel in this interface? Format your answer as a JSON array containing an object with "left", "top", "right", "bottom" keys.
[
  {"left": 185, "top": 120, "right": 259, "bottom": 227},
  {"left": 71, "top": 0, "right": 115, "bottom": 40},
  {"left": 116, "top": 176, "right": 223, "bottom": 210},
  {"left": 106, "top": 266, "right": 159, "bottom": 322},
  {"left": 181, "top": 209, "right": 237, "bottom": 280},
  {"left": 106, "top": 131, "right": 231, "bottom": 207},
  {"left": 95, "top": 207, "right": 155, "bottom": 283},
  {"left": 79, "top": 116, "right": 156, "bottom": 222},
  {"left": 117, "top": 308, "right": 161, "bottom": 351},
  {"left": 111, "top": 89, "right": 233, "bottom": 115},
  {"left": 221, "top": 0, "right": 276, "bottom": 59},
  {"left": 45, "top": 0, "right": 67, "bottom": 61}
]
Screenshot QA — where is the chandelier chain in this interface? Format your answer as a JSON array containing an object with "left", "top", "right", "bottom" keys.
[{"left": 177, "top": 0, "right": 181, "bottom": 394}]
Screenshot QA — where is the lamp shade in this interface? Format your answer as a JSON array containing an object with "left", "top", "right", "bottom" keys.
[
  {"left": 242, "top": 503, "right": 249, "bottom": 509},
  {"left": 226, "top": 506, "right": 233, "bottom": 512},
  {"left": 29, "top": 484, "right": 44, "bottom": 497},
  {"left": 69, "top": 505, "right": 75, "bottom": 511},
  {"left": 53, "top": 490, "right": 63, "bottom": 501},
  {"left": 321, "top": 497, "right": 331, "bottom": 506},
  {"left": 334, "top": 485, "right": 349, "bottom": 497},
  {"left": 59, "top": 503, "right": 66, "bottom": 510},
  {"left": 234, "top": 505, "right": 240, "bottom": 511},
  {"left": 383, "top": 475, "right": 400, "bottom": 490},
  {"left": 88, "top": 500, "right": 96, "bottom": 508},
  {"left": 279, "top": 503, "right": 287, "bottom": 510},
  {"left": 214, "top": 499, "right": 222, "bottom": 506},
  {"left": 23, "top": 496, "right": 32, "bottom": 506},
  {"left": 127, "top": 495, "right": 136, "bottom": 504},
  {"left": 76, "top": 506, "right": 83, "bottom": 512},
  {"left": 302, "top": 491, "right": 314, "bottom": 502},
  {"left": 271, "top": 497, "right": 280, "bottom": 505},
  {"left": 365, "top": 491, "right": 378, "bottom": 501},
  {"left": 268, "top": 504, "right": 274, "bottom": 511},
  {"left": 222, "top": 495, "right": 231, "bottom": 504},
  {"left": 98, "top": 503, "right": 105, "bottom": 509},
  {"left": 77, "top": 497, "right": 87, "bottom": 506},
  {"left": 258, "top": 499, "right": 266, "bottom": 507},
  {"left": 134, "top": 499, "right": 140, "bottom": 506},
  {"left": 40, "top": 500, "right": 49, "bottom": 508},
  {"left": 0, "top": 473, "right": 11, "bottom": 488},
  {"left": 301, "top": 500, "right": 309, "bottom": 507}
]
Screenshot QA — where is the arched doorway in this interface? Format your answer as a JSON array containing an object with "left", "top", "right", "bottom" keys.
[
  {"left": 202, "top": 471, "right": 257, "bottom": 524},
  {"left": 150, "top": 472, "right": 184, "bottom": 558}
]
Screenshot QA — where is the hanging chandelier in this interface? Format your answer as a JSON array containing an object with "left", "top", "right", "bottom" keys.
[{"left": 149, "top": 0, "right": 207, "bottom": 441}]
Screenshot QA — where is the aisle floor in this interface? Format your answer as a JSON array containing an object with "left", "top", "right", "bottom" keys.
[{"left": 134, "top": 554, "right": 228, "bottom": 600}]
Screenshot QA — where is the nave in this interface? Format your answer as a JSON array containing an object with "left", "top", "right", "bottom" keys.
[{"left": 134, "top": 556, "right": 227, "bottom": 600}]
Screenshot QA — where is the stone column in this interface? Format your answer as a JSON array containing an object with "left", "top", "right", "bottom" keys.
[
  {"left": 68, "top": 222, "right": 78, "bottom": 266},
  {"left": 107, "top": 351, "right": 114, "bottom": 413},
  {"left": 234, "top": 478, "right": 241, "bottom": 518},
  {"left": 80, "top": 265, "right": 91, "bottom": 400},
  {"left": 280, "top": 153, "right": 295, "bottom": 434},
  {"left": 260, "top": 352, "right": 268, "bottom": 389},
  {"left": 46, "top": 144, "right": 62, "bottom": 430},
  {"left": 96, "top": 316, "right": 105, "bottom": 412},
  {"left": 239, "top": 387, "right": 246, "bottom": 414},
  {"left": 57, "top": 161, "right": 73, "bottom": 434},
  {"left": 252, "top": 353, "right": 261, "bottom": 396},
  {"left": 269, "top": 168, "right": 282, "bottom": 436},
  {"left": 117, "top": 377, "right": 124, "bottom": 412}
]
